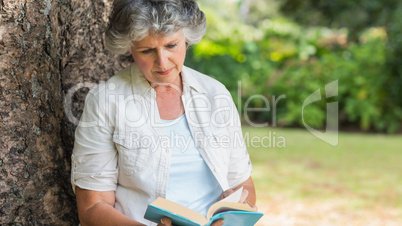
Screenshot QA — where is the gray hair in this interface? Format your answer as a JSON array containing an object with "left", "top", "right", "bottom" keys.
[{"left": 105, "top": 0, "right": 207, "bottom": 55}]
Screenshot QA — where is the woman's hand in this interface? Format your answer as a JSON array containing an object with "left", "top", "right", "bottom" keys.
[
  {"left": 220, "top": 177, "right": 258, "bottom": 210},
  {"left": 220, "top": 187, "right": 249, "bottom": 203},
  {"left": 211, "top": 219, "right": 225, "bottom": 226},
  {"left": 157, "top": 217, "right": 172, "bottom": 226}
]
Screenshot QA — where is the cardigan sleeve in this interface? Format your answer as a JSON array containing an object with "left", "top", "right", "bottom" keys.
[{"left": 71, "top": 87, "right": 118, "bottom": 193}]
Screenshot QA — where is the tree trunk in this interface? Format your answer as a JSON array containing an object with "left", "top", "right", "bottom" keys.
[{"left": 0, "top": 0, "right": 125, "bottom": 224}]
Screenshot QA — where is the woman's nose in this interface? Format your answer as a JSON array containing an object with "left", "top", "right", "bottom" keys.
[{"left": 155, "top": 50, "right": 168, "bottom": 67}]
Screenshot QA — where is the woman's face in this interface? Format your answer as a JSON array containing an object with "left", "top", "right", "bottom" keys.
[{"left": 130, "top": 31, "right": 187, "bottom": 85}]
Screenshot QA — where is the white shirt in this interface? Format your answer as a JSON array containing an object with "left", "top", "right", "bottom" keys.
[
  {"left": 162, "top": 114, "right": 222, "bottom": 217},
  {"left": 71, "top": 63, "right": 252, "bottom": 225}
]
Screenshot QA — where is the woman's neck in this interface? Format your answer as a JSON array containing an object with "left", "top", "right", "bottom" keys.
[{"left": 153, "top": 74, "right": 184, "bottom": 120}]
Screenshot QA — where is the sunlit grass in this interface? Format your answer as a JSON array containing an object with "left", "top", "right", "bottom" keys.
[{"left": 246, "top": 127, "right": 402, "bottom": 225}]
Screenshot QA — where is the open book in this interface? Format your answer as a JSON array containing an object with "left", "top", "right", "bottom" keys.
[{"left": 143, "top": 187, "right": 263, "bottom": 226}]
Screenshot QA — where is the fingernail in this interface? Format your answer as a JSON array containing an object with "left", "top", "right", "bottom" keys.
[{"left": 220, "top": 220, "right": 225, "bottom": 226}]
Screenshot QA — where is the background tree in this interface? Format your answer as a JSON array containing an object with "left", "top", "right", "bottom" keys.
[{"left": 0, "top": 0, "right": 125, "bottom": 224}]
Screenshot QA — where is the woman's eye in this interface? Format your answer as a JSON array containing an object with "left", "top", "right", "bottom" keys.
[
  {"left": 167, "top": 44, "right": 177, "bottom": 49},
  {"left": 142, "top": 49, "right": 152, "bottom": 54}
]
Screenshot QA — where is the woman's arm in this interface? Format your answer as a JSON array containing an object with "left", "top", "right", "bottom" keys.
[
  {"left": 76, "top": 187, "right": 174, "bottom": 226},
  {"left": 75, "top": 187, "right": 145, "bottom": 226}
]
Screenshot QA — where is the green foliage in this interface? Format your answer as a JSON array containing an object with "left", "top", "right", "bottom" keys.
[
  {"left": 186, "top": 0, "right": 402, "bottom": 133},
  {"left": 270, "top": 38, "right": 402, "bottom": 133},
  {"left": 279, "top": 0, "right": 402, "bottom": 132},
  {"left": 385, "top": 3, "right": 402, "bottom": 108},
  {"left": 279, "top": 0, "right": 399, "bottom": 41}
]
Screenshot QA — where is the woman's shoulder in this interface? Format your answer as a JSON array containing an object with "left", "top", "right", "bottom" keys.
[
  {"left": 87, "top": 65, "right": 133, "bottom": 97},
  {"left": 182, "top": 66, "right": 229, "bottom": 95}
]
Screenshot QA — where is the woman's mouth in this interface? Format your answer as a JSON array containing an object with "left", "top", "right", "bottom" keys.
[{"left": 156, "top": 68, "right": 173, "bottom": 75}]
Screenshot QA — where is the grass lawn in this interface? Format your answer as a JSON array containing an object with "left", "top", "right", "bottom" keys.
[{"left": 245, "top": 127, "right": 402, "bottom": 225}]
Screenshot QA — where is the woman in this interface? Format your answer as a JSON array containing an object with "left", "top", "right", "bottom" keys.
[{"left": 71, "top": 0, "right": 257, "bottom": 225}]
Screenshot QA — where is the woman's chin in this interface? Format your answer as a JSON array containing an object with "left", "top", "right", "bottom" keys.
[{"left": 152, "top": 72, "right": 181, "bottom": 84}]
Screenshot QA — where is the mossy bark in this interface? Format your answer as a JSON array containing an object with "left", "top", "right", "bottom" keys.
[{"left": 0, "top": 0, "right": 125, "bottom": 224}]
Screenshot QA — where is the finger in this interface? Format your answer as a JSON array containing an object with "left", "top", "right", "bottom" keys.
[
  {"left": 220, "top": 189, "right": 234, "bottom": 199},
  {"left": 211, "top": 219, "right": 225, "bottom": 226},
  {"left": 158, "top": 217, "right": 172, "bottom": 226},
  {"left": 239, "top": 188, "right": 249, "bottom": 203},
  {"left": 163, "top": 217, "right": 172, "bottom": 226}
]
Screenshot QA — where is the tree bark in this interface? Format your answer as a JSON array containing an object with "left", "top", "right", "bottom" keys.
[{"left": 0, "top": 0, "right": 125, "bottom": 224}]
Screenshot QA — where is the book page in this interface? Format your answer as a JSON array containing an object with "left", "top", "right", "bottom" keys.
[
  {"left": 206, "top": 201, "right": 256, "bottom": 221},
  {"left": 147, "top": 187, "right": 246, "bottom": 225},
  {"left": 218, "top": 186, "right": 243, "bottom": 203},
  {"left": 150, "top": 197, "right": 207, "bottom": 225}
]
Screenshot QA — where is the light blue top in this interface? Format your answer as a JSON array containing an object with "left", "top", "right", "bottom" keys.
[{"left": 161, "top": 114, "right": 222, "bottom": 217}]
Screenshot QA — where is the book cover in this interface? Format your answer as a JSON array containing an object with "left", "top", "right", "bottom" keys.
[{"left": 144, "top": 188, "right": 263, "bottom": 226}]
